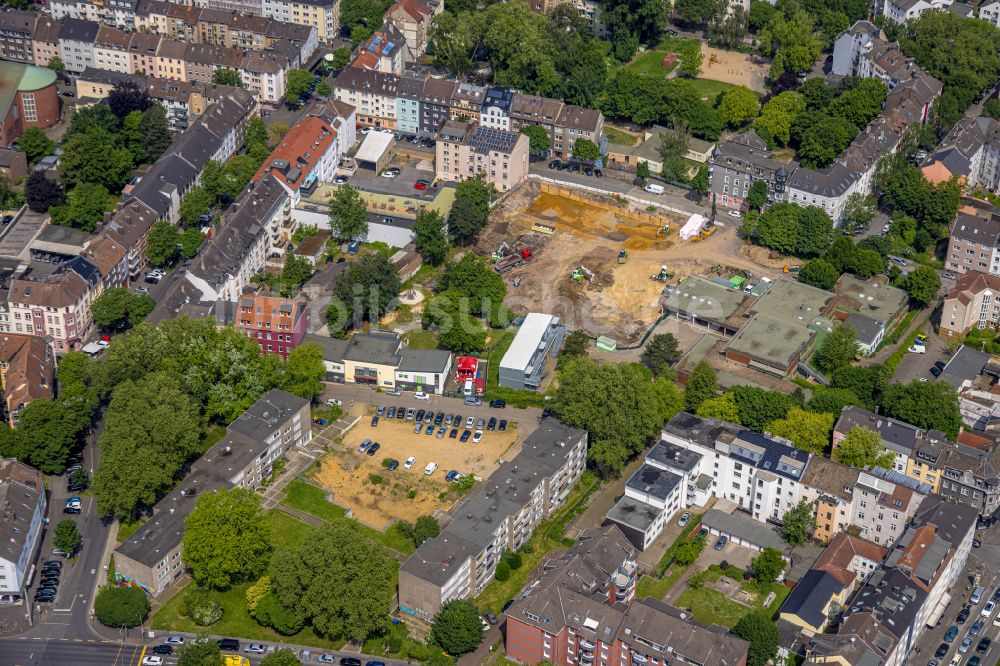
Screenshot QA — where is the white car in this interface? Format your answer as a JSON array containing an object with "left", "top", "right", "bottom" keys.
[
  {"left": 678, "top": 512, "right": 691, "bottom": 527},
  {"left": 404, "top": 456, "right": 416, "bottom": 470},
  {"left": 325, "top": 398, "right": 342, "bottom": 407},
  {"left": 982, "top": 601, "right": 996, "bottom": 617},
  {"left": 414, "top": 391, "right": 430, "bottom": 400},
  {"left": 165, "top": 636, "right": 185, "bottom": 645},
  {"left": 424, "top": 461, "right": 438, "bottom": 475},
  {"left": 244, "top": 644, "right": 266, "bottom": 654},
  {"left": 727, "top": 210, "right": 742, "bottom": 218},
  {"left": 481, "top": 616, "right": 490, "bottom": 631},
  {"left": 466, "top": 416, "right": 476, "bottom": 429},
  {"left": 381, "top": 170, "right": 399, "bottom": 179},
  {"left": 142, "top": 657, "right": 164, "bottom": 666},
  {"left": 472, "top": 430, "right": 483, "bottom": 443}
]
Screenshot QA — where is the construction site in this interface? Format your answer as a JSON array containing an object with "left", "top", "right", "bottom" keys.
[{"left": 481, "top": 182, "right": 772, "bottom": 344}]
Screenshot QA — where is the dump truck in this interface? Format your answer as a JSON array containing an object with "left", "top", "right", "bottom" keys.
[{"left": 494, "top": 248, "right": 533, "bottom": 273}]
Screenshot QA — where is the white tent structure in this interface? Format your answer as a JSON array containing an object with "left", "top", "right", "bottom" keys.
[{"left": 680, "top": 213, "right": 708, "bottom": 241}]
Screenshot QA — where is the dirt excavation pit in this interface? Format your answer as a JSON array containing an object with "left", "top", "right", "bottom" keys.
[
  {"left": 490, "top": 184, "right": 771, "bottom": 344},
  {"left": 310, "top": 418, "right": 519, "bottom": 530}
]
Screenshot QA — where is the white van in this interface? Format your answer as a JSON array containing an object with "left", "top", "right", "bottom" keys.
[
  {"left": 463, "top": 379, "right": 473, "bottom": 396},
  {"left": 908, "top": 344, "right": 927, "bottom": 354},
  {"left": 644, "top": 183, "right": 665, "bottom": 195},
  {"left": 424, "top": 462, "right": 439, "bottom": 476},
  {"left": 972, "top": 585, "right": 986, "bottom": 605}
]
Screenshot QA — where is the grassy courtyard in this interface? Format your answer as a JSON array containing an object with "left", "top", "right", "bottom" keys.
[
  {"left": 675, "top": 568, "right": 790, "bottom": 628},
  {"left": 624, "top": 35, "right": 693, "bottom": 77}
]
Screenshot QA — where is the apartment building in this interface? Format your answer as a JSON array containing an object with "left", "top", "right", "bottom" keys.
[
  {"left": 253, "top": 113, "right": 340, "bottom": 211},
  {"left": 235, "top": 294, "right": 307, "bottom": 360},
  {"left": 395, "top": 70, "right": 423, "bottom": 134},
  {"left": 504, "top": 524, "right": 750, "bottom": 666},
  {"left": 498, "top": 313, "right": 565, "bottom": 391},
  {"left": 352, "top": 27, "right": 405, "bottom": 76},
  {"left": 945, "top": 199, "right": 1000, "bottom": 277},
  {"left": 31, "top": 16, "right": 62, "bottom": 70},
  {"left": 709, "top": 129, "right": 790, "bottom": 211},
  {"left": 878, "top": 0, "right": 953, "bottom": 24},
  {"left": 926, "top": 116, "right": 1000, "bottom": 190},
  {"left": 114, "top": 390, "right": 311, "bottom": 597},
  {"left": 383, "top": 0, "right": 434, "bottom": 60},
  {"left": 399, "top": 419, "right": 587, "bottom": 621},
  {"left": 261, "top": 0, "right": 340, "bottom": 43},
  {"left": 332, "top": 68, "right": 399, "bottom": 129},
  {"left": 0, "top": 334, "right": 53, "bottom": 428},
  {"left": 941, "top": 269, "right": 1000, "bottom": 337},
  {"left": 0, "top": 458, "right": 45, "bottom": 600},
  {"left": 807, "top": 495, "right": 977, "bottom": 666},
  {"left": 435, "top": 121, "right": 530, "bottom": 192},
  {"left": 0, "top": 10, "right": 38, "bottom": 63},
  {"left": 57, "top": 17, "right": 98, "bottom": 73},
  {"left": 48, "top": 0, "right": 139, "bottom": 27},
  {"left": 833, "top": 406, "right": 923, "bottom": 476},
  {"left": 418, "top": 76, "right": 457, "bottom": 135}
]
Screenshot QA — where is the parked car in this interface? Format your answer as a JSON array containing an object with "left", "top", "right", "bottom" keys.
[
  {"left": 959, "top": 607, "right": 971, "bottom": 624},
  {"left": 424, "top": 423, "right": 434, "bottom": 435},
  {"left": 484, "top": 611, "right": 498, "bottom": 625},
  {"left": 714, "top": 536, "right": 728, "bottom": 551},
  {"left": 387, "top": 407, "right": 396, "bottom": 418},
  {"left": 490, "top": 399, "right": 506, "bottom": 408},
  {"left": 244, "top": 644, "right": 266, "bottom": 654},
  {"left": 142, "top": 657, "right": 163, "bottom": 666},
  {"left": 460, "top": 430, "right": 472, "bottom": 443},
  {"left": 340, "top": 659, "right": 362, "bottom": 666},
  {"left": 464, "top": 397, "right": 482, "bottom": 406},
  {"left": 333, "top": 175, "right": 348, "bottom": 184},
  {"left": 165, "top": 636, "right": 185, "bottom": 645},
  {"left": 970, "top": 619, "right": 984, "bottom": 637},
  {"left": 386, "top": 459, "right": 399, "bottom": 471},
  {"left": 678, "top": 512, "right": 691, "bottom": 527},
  {"left": 977, "top": 637, "right": 991, "bottom": 653},
  {"left": 367, "top": 443, "right": 380, "bottom": 456},
  {"left": 548, "top": 160, "right": 561, "bottom": 169},
  {"left": 370, "top": 415, "right": 379, "bottom": 427},
  {"left": 414, "top": 391, "right": 430, "bottom": 400},
  {"left": 358, "top": 439, "right": 372, "bottom": 453},
  {"left": 498, "top": 419, "right": 507, "bottom": 431},
  {"left": 415, "top": 409, "right": 425, "bottom": 421},
  {"left": 945, "top": 625, "right": 959, "bottom": 643},
  {"left": 434, "top": 412, "right": 444, "bottom": 425},
  {"left": 424, "top": 462, "right": 438, "bottom": 476},
  {"left": 404, "top": 457, "right": 416, "bottom": 470},
  {"left": 982, "top": 601, "right": 995, "bottom": 618},
  {"left": 473, "top": 430, "right": 484, "bottom": 443},
  {"left": 449, "top": 428, "right": 458, "bottom": 438},
  {"left": 413, "top": 422, "right": 422, "bottom": 434},
  {"left": 466, "top": 416, "right": 476, "bottom": 429},
  {"left": 406, "top": 408, "right": 415, "bottom": 420},
  {"left": 935, "top": 644, "right": 949, "bottom": 659},
  {"left": 436, "top": 426, "right": 446, "bottom": 438},
  {"left": 960, "top": 636, "right": 973, "bottom": 653},
  {"left": 386, "top": 388, "right": 401, "bottom": 396},
  {"left": 152, "top": 645, "right": 173, "bottom": 655},
  {"left": 487, "top": 417, "right": 497, "bottom": 430},
  {"left": 908, "top": 344, "right": 926, "bottom": 354},
  {"left": 445, "top": 470, "right": 460, "bottom": 482},
  {"left": 424, "top": 411, "right": 434, "bottom": 423}
]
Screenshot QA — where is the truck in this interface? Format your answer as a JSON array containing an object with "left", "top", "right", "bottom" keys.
[{"left": 494, "top": 248, "right": 534, "bottom": 273}]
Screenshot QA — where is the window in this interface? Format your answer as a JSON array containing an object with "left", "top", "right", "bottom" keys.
[{"left": 20, "top": 92, "right": 35, "bottom": 122}]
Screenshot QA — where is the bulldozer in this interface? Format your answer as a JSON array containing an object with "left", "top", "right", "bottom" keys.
[{"left": 650, "top": 265, "right": 674, "bottom": 282}]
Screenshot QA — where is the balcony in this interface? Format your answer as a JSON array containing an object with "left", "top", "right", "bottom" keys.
[
  {"left": 578, "top": 652, "right": 595, "bottom": 664},
  {"left": 579, "top": 639, "right": 595, "bottom": 651},
  {"left": 631, "top": 651, "right": 649, "bottom": 664}
]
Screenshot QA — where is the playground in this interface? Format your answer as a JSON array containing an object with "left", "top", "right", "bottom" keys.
[{"left": 699, "top": 45, "right": 769, "bottom": 93}]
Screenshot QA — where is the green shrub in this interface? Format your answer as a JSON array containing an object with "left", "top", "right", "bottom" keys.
[
  {"left": 254, "top": 593, "right": 305, "bottom": 635},
  {"left": 182, "top": 588, "right": 223, "bottom": 626},
  {"left": 369, "top": 474, "right": 384, "bottom": 485},
  {"left": 407, "top": 488, "right": 417, "bottom": 499},
  {"left": 503, "top": 551, "right": 523, "bottom": 570},
  {"left": 94, "top": 586, "right": 149, "bottom": 628},
  {"left": 494, "top": 561, "right": 511, "bottom": 582}
]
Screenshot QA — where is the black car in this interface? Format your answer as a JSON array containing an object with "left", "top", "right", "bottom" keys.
[
  {"left": 43, "top": 560, "right": 62, "bottom": 569},
  {"left": 386, "top": 459, "right": 399, "bottom": 471},
  {"left": 978, "top": 637, "right": 992, "bottom": 653},
  {"left": 34, "top": 594, "right": 54, "bottom": 603},
  {"left": 434, "top": 412, "right": 444, "bottom": 425},
  {"left": 152, "top": 645, "right": 173, "bottom": 655},
  {"left": 42, "top": 567, "right": 61, "bottom": 575},
  {"left": 63, "top": 506, "right": 80, "bottom": 515},
  {"left": 415, "top": 409, "right": 425, "bottom": 421},
  {"left": 340, "top": 659, "right": 362, "bottom": 666},
  {"left": 423, "top": 411, "right": 434, "bottom": 423},
  {"left": 973, "top": 538, "right": 982, "bottom": 548},
  {"left": 453, "top": 413, "right": 462, "bottom": 425},
  {"left": 594, "top": 169, "right": 603, "bottom": 178},
  {"left": 935, "top": 643, "right": 949, "bottom": 659},
  {"left": 460, "top": 429, "right": 472, "bottom": 442},
  {"left": 992, "top": 586, "right": 1000, "bottom": 603},
  {"left": 502, "top": 599, "right": 514, "bottom": 613},
  {"left": 498, "top": 419, "right": 507, "bottom": 431},
  {"left": 367, "top": 442, "right": 381, "bottom": 456},
  {"left": 387, "top": 407, "right": 396, "bottom": 418},
  {"left": 930, "top": 365, "right": 943, "bottom": 377},
  {"left": 548, "top": 160, "right": 560, "bottom": 169},
  {"left": 959, "top": 607, "right": 971, "bottom": 624},
  {"left": 449, "top": 428, "right": 459, "bottom": 439},
  {"left": 217, "top": 639, "right": 240, "bottom": 652},
  {"left": 487, "top": 417, "right": 497, "bottom": 431},
  {"left": 490, "top": 399, "right": 506, "bottom": 408}
]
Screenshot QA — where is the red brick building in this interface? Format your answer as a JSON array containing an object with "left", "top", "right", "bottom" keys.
[
  {"left": 235, "top": 294, "right": 307, "bottom": 360},
  {"left": 504, "top": 525, "right": 749, "bottom": 666},
  {"left": 0, "top": 62, "right": 59, "bottom": 146}
]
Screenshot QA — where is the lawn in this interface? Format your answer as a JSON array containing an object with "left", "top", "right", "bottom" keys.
[
  {"left": 603, "top": 126, "right": 638, "bottom": 146},
  {"left": 281, "top": 478, "right": 415, "bottom": 555},
  {"left": 476, "top": 470, "right": 600, "bottom": 615},
  {"left": 151, "top": 510, "right": 348, "bottom": 650},
  {"left": 404, "top": 330, "right": 438, "bottom": 350},
  {"left": 686, "top": 77, "right": 738, "bottom": 103},
  {"left": 623, "top": 35, "right": 694, "bottom": 77},
  {"left": 675, "top": 586, "right": 752, "bottom": 628}
]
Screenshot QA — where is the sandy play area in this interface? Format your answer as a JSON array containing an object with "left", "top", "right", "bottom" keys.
[
  {"left": 487, "top": 183, "right": 774, "bottom": 344},
  {"left": 311, "top": 418, "right": 520, "bottom": 529},
  {"left": 700, "top": 45, "right": 768, "bottom": 93}
]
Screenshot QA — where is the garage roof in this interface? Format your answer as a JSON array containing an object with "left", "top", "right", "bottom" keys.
[{"left": 356, "top": 130, "right": 394, "bottom": 165}]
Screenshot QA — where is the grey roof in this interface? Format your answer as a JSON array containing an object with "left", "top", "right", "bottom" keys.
[
  {"left": 343, "top": 331, "right": 402, "bottom": 366},
  {"left": 780, "top": 569, "right": 845, "bottom": 628},
  {"left": 662, "top": 275, "right": 746, "bottom": 324},
  {"left": 58, "top": 17, "right": 99, "bottom": 43},
  {"left": 400, "top": 530, "right": 479, "bottom": 586},
  {"left": 468, "top": 126, "right": 520, "bottom": 154},
  {"left": 397, "top": 349, "right": 451, "bottom": 373},
  {"left": 662, "top": 411, "right": 742, "bottom": 450},
  {"left": 116, "top": 390, "right": 307, "bottom": 567},
  {"left": 606, "top": 494, "right": 663, "bottom": 531},
  {"left": 845, "top": 312, "right": 883, "bottom": 346},
  {"left": 625, "top": 463, "right": 681, "bottom": 503},
  {"left": 0, "top": 458, "right": 43, "bottom": 567},
  {"left": 128, "top": 153, "right": 198, "bottom": 218},
  {"left": 939, "top": 345, "right": 990, "bottom": 389},
  {"left": 701, "top": 508, "right": 785, "bottom": 550},
  {"left": 910, "top": 494, "right": 979, "bottom": 549},
  {"left": 835, "top": 406, "right": 920, "bottom": 457},
  {"left": 303, "top": 333, "right": 350, "bottom": 361},
  {"left": 724, "top": 311, "right": 816, "bottom": 370},
  {"left": 646, "top": 438, "right": 702, "bottom": 473},
  {"left": 845, "top": 567, "right": 926, "bottom": 640},
  {"left": 481, "top": 86, "right": 513, "bottom": 113}
]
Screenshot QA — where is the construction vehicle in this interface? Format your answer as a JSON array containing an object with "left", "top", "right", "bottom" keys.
[
  {"left": 650, "top": 265, "right": 674, "bottom": 282},
  {"left": 491, "top": 242, "right": 510, "bottom": 262},
  {"left": 656, "top": 224, "right": 671, "bottom": 237},
  {"left": 701, "top": 224, "right": 718, "bottom": 239},
  {"left": 494, "top": 248, "right": 533, "bottom": 273},
  {"left": 618, "top": 249, "right": 628, "bottom": 264}
]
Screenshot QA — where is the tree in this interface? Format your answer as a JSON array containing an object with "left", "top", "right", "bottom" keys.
[
  {"left": 18, "top": 127, "right": 54, "bottom": 166},
  {"left": 743, "top": 180, "right": 767, "bottom": 213},
  {"left": 807, "top": 387, "right": 862, "bottom": 415},
  {"left": 882, "top": 380, "right": 961, "bottom": 438},
  {"left": 447, "top": 196, "right": 487, "bottom": 245},
  {"left": 327, "top": 252, "right": 400, "bottom": 335},
  {"left": 813, "top": 325, "right": 857, "bottom": 376},
  {"left": 270, "top": 521, "right": 395, "bottom": 639},
  {"left": 59, "top": 128, "right": 133, "bottom": 192},
  {"left": 146, "top": 221, "right": 180, "bottom": 266},
  {"left": 902, "top": 265, "right": 940, "bottom": 306},
  {"left": 412, "top": 209, "right": 448, "bottom": 265},
  {"left": 184, "top": 488, "right": 271, "bottom": 590},
  {"left": 754, "top": 91, "right": 805, "bottom": 146},
  {"left": 255, "top": 592, "right": 305, "bottom": 634},
  {"left": 755, "top": 203, "right": 799, "bottom": 254},
  {"left": 261, "top": 650, "right": 301, "bottom": 666},
  {"left": 54, "top": 519, "right": 81, "bottom": 553},
  {"left": 796, "top": 206, "right": 833, "bottom": 256},
  {"left": 24, "top": 171, "right": 65, "bottom": 213},
  {"left": 696, "top": 392, "right": 742, "bottom": 424},
  {"left": 177, "top": 640, "right": 224, "bottom": 666},
  {"left": 641, "top": 333, "right": 680, "bottom": 376},
  {"left": 833, "top": 426, "right": 895, "bottom": 469},
  {"left": 93, "top": 586, "right": 150, "bottom": 628},
  {"left": 731, "top": 612, "right": 780, "bottom": 666},
  {"left": 50, "top": 182, "right": 114, "bottom": 231},
  {"left": 281, "top": 344, "right": 325, "bottom": 401},
  {"left": 560, "top": 330, "right": 590, "bottom": 366},
  {"left": 766, "top": 407, "right": 833, "bottom": 455},
  {"left": 212, "top": 67, "right": 244, "bottom": 87},
  {"left": 3, "top": 399, "right": 88, "bottom": 474},
  {"left": 284, "top": 69, "right": 313, "bottom": 103},
  {"left": 328, "top": 184, "right": 369, "bottom": 241},
  {"left": 316, "top": 81, "right": 332, "bottom": 97},
  {"left": 494, "top": 561, "right": 511, "bottom": 581},
  {"left": 93, "top": 372, "right": 202, "bottom": 519},
  {"left": 521, "top": 125, "right": 551, "bottom": 155},
  {"left": 179, "top": 187, "right": 214, "bottom": 227},
  {"left": 555, "top": 359, "right": 682, "bottom": 477},
  {"left": 430, "top": 599, "right": 482, "bottom": 655},
  {"left": 280, "top": 254, "right": 312, "bottom": 295},
  {"left": 139, "top": 105, "right": 172, "bottom": 163},
  {"left": 46, "top": 56, "right": 65, "bottom": 73},
  {"left": 413, "top": 515, "right": 441, "bottom": 547},
  {"left": 750, "top": 547, "right": 785, "bottom": 584},
  {"left": 797, "top": 258, "right": 840, "bottom": 290},
  {"left": 684, "top": 361, "right": 718, "bottom": 412},
  {"left": 718, "top": 86, "right": 759, "bottom": 128},
  {"left": 729, "top": 386, "right": 796, "bottom": 432},
  {"left": 798, "top": 114, "right": 858, "bottom": 169},
  {"left": 831, "top": 364, "right": 888, "bottom": 410},
  {"left": 108, "top": 79, "right": 152, "bottom": 120},
  {"left": 636, "top": 161, "right": 650, "bottom": 179},
  {"left": 691, "top": 165, "right": 709, "bottom": 196},
  {"left": 780, "top": 500, "right": 816, "bottom": 546},
  {"left": 572, "top": 138, "right": 599, "bottom": 161},
  {"left": 674, "top": 537, "right": 705, "bottom": 565},
  {"left": 91, "top": 288, "right": 154, "bottom": 331},
  {"left": 843, "top": 193, "right": 876, "bottom": 232}
]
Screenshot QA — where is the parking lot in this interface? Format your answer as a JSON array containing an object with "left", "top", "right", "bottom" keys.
[
  {"left": 892, "top": 333, "right": 951, "bottom": 385},
  {"left": 310, "top": 406, "right": 520, "bottom": 529}
]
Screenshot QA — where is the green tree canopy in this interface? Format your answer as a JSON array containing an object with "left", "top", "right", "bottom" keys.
[
  {"left": 521, "top": 125, "right": 551, "bottom": 155},
  {"left": 327, "top": 252, "right": 400, "bottom": 335},
  {"left": 49, "top": 182, "right": 115, "bottom": 231},
  {"left": 902, "top": 265, "right": 940, "bottom": 306},
  {"left": 745, "top": 180, "right": 767, "bottom": 212},
  {"left": 640, "top": 333, "right": 680, "bottom": 376},
  {"left": 832, "top": 425, "right": 895, "bottom": 469},
  {"left": 695, "top": 392, "right": 742, "bottom": 424},
  {"left": 25, "top": 171, "right": 64, "bottom": 212},
  {"left": 813, "top": 324, "right": 857, "bottom": 376},
  {"left": 729, "top": 386, "right": 797, "bottom": 432},
  {"left": 731, "top": 611, "right": 780, "bottom": 666},
  {"left": 281, "top": 344, "right": 325, "bottom": 401},
  {"left": 260, "top": 650, "right": 301, "bottom": 666},
  {"left": 94, "top": 586, "right": 150, "bottom": 628},
  {"left": 797, "top": 258, "right": 840, "bottom": 290},
  {"left": 882, "top": 380, "right": 961, "bottom": 438},
  {"left": 91, "top": 288, "right": 155, "bottom": 332},
  {"left": 54, "top": 519, "right": 81, "bottom": 553},
  {"left": 780, "top": 500, "right": 816, "bottom": 546},
  {"left": 430, "top": 599, "right": 483, "bottom": 655},
  {"left": 183, "top": 487, "right": 272, "bottom": 590},
  {"left": 750, "top": 547, "right": 785, "bottom": 584},
  {"left": 177, "top": 639, "right": 223, "bottom": 666},
  {"left": 212, "top": 68, "right": 245, "bottom": 87},
  {"left": 270, "top": 521, "right": 395, "bottom": 639},
  {"left": 684, "top": 361, "right": 718, "bottom": 412},
  {"left": 413, "top": 209, "right": 449, "bottom": 265},
  {"left": 806, "top": 387, "right": 862, "bottom": 415},
  {"left": 284, "top": 69, "right": 313, "bottom": 103},
  {"left": 59, "top": 127, "right": 133, "bottom": 192},
  {"left": 572, "top": 138, "right": 600, "bottom": 161},
  {"left": 766, "top": 407, "right": 833, "bottom": 455},
  {"left": 328, "top": 184, "right": 369, "bottom": 241},
  {"left": 18, "top": 127, "right": 54, "bottom": 166},
  {"left": 717, "top": 86, "right": 760, "bottom": 128}
]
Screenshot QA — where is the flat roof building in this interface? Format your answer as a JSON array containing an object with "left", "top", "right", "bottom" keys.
[
  {"left": 661, "top": 275, "right": 747, "bottom": 336},
  {"left": 498, "top": 312, "right": 565, "bottom": 391}
]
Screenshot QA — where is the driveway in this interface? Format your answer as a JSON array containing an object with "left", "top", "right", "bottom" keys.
[
  {"left": 663, "top": 535, "right": 755, "bottom": 605},
  {"left": 892, "top": 337, "right": 950, "bottom": 385}
]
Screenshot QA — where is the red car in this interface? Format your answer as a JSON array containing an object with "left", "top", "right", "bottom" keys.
[{"left": 413, "top": 181, "right": 428, "bottom": 191}]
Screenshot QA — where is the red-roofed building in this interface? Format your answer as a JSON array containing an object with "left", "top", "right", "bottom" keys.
[
  {"left": 384, "top": 0, "right": 434, "bottom": 60},
  {"left": 940, "top": 269, "right": 1000, "bottom": 337},
  {"left": 957, "top": 431, "right": 993, "bottom": 448},
  {"left": 812, "top": 532, "right": 888, "bottom": 593},
  {"left": 235, "top": 294, "right": 307, "bottom": 360},
  {"left": 454, "top": 356, "right": 484, "bottom": 396}
]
